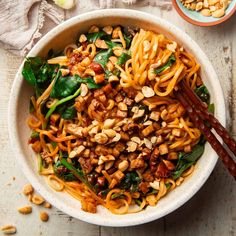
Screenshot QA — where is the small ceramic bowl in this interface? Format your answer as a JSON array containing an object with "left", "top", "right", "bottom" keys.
[
  {"left": 8, "top": 9, "right": 226, "bottom": 227},
  {"left": 172, "top": 0, "right": 236, "bottom": 26}
]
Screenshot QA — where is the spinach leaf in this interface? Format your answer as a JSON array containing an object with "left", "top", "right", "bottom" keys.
[
  {"left": 208, "top": 103, "right": 215, "bottom": 114},
  {"left": 30, "top": 131, "right": 39, "bottom": 139},
  {"left": 105, "top": 40, "right": 121, "bottom": 48},
  {"left": 119, "top": 172, "right": 141, "bottom": 192},
  {"left": 29, "top": 99, "right": 35, "bottom": 113},
  {"left": 165, "top": 183, "right": 172, "bottom": 190},
  {"left": 195, "top": 85, "right": 210, "bottom": 104},
  {"left": 117, "top": 52, "right": 131, "bottom": 66},
  {"left": 51, "top": 75, "right": 101, "bottom": 98},
  {"left": 22, "top": 57, "right": 59, "bottom": 97},
  {"left": 123, "top": 34, "right": 132, "bottom": 48},
  {"left": 61, "top": 106, "right": 77, "bottom": 120},
  {"left": 172, "top": 144, "right": 204, "bottom": 180},
  {"left": 50, "top": 76, "right": 81, "bottom": 98},
  {"left": 111, "top": 192, "right": 125, "bottom": 200},
  {"left": 75, "top": 77, "right": 102, "bottom": 89},
  {"left": 46, "top": 87, "right": 81, "bottom": 119},
  {"left": 54, "top": 161, "right": 76, "bottom": 181},
  {"left": 181, "top": 144, "right": 204, "bottom": 162},
  {"left": 105, "top": 70, "right": 112, "bottom": 80},
  {"left": 154, "top": 54, "right": 176, "bottom": 75},
  {"left": 60, "top": 158, "right": 96, "bottom": 192},
  {"left": 94, "top": 48, "right": 113, "bottom": 68},
  {"left": 86, "top": 31, "right": 106, "bottom": 43},
  {"left": 22, "top": 59, "right": 38, "bottom": 86}
]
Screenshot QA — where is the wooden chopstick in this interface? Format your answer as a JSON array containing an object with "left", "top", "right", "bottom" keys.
[
  {"left": 181, "top": 81, "right": 236, "bottom": 157},
  {"left": 176, "top": 81, "right": 236, "bottom": 179}
]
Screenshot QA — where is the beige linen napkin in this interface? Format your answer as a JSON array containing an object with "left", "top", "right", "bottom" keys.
[{"left": 0, "top": 0, "right": 171, "bottom": 56}]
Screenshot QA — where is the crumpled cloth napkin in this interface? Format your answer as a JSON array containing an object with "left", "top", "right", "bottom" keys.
[{"left": 0, "top": 0, "right": 171, "bottom": 56}]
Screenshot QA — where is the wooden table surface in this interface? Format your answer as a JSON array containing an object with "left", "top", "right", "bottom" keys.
[{"left": 0, "top": 4, "right": 236, "bottom": 236}]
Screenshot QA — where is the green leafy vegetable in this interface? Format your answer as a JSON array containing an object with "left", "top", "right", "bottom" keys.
[
  {"left": 60, "top": 158, "right": 96, "bottom": 192},
  {"left": 94, "top": 48, "right": 113, "bottom": 68},
  {"left": 154, "top": 54, "right": 176, "bottom": 75},
  {"left": 195, "top": 85, "right": 210, "bottom": 104},
  {"left": 111, "top": 192, "right": 125, "bottom": 200},
  {"left": 51, "top": 141, "right": 57, "bottom": 148},
  {"left": 29, "top": 99, "right": 35, "bottom": 113},
  {"left": 165, "top": 183, "right": 171, "bottom": 190},
  {"left": 22, "top": 57, "right": 59, "bottom": 97},
  {"left": 134, "top": 199, "right": 142, "bottom": 206},
  {"left": 117, "top": 52, "right": 131, "bottom": 66},
  {"left": 22, "top": 57, "right": 42, "bottom": 87},
  {"left": 46, "top": 87, "right": 81, "bottom": 119},
  {"left": 86, "top": 31, "right": 107, "bottom": 43},
  {"left": 61, "top": 106, "right": 77, "bottom": 120},
  {"left": 119, "top": 172, "right": 141, "bottom": 192},
  {"left": 75, "top": 77, "right": 102, "bottom": 89},
  {"left": 54, "top": 161, "right": 76, "bottom": 181},
  {"left": 105, "top": 40, "right": 121, "bottom": 48},
  {"left": 172, "top": 144, "right": 204, "bottom": 180},
  {"left": 50, "top": 75, "right": 81, "bottom": 98},
  {"left": 30, "top": 131, "right": 39, "bottom": 139},
  {"left": 37, "top": 153, "right": 43, "bottom": 173},
  {"left": 123, "top": 34, "right": 132, "bottom": 48},
  {"left": 208, "top": 103, "right": 215, "bottom": 114}
]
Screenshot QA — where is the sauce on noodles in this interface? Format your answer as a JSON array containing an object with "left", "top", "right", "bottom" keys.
[{"left": 23, "top": 25, "right": 212, "bottom": 214}]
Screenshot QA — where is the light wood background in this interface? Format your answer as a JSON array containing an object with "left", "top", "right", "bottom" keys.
[{"left": 0, "top": 3, "right": 235, "bottom": 236}]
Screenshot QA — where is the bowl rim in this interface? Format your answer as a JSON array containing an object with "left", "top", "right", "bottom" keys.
[
  {"left": 172, "top": 0, "right": 236, "bottom": 26},
  {"left": 8, "top": 9, "right": 226, "bottom": 227}
]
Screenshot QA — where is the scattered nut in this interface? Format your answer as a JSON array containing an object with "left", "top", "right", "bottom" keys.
[
  {"left": 131, "top": 136, "right": 141, "bottom": 144},
  {"left": 103, "top": 129, "right": 116, "bottom": 138},
  {"left": 80, "top": 84, "right": 89, "bottom": 97},
  {"left": 103, "top": 26, "right": 113, "bottom": 35},
  {"left": 127, "top": 141, "right": 138, "bottom": 152},
  {"left": 166, "top": 42, "right": 177, "bottom": 52},
  {"left": 23, "top": 184, "right": 34, "bottom": 196},
  {"left": 113, "top": 47, "right": 123, "bottom": 57},
  {"left": 88, "top": 25, "right": 99, "bottom": 33},
  {"left": 43, "top": 202, "right": 52, "bottom": 209},
  {"left": 79, "top": 34, "right": 87, "bottom": 43},
  {"left": 142, "top": 86, "right": 155, "bottom": 98},
  {"left": 95, "top": 39, "right": 109, "bottom": 49},
  {"left": 95, "top": 133, "right": 109, "bottom": 144},
  {"left": 118, "top": 160, "right": 129, "bottom": 172},
  {"left": 112, "top": 133, "right": 121, "bottom": 142},
  {"left": 118, "top": 102, "right": 128, "bottom": 111},
  {"left": 144, "top": 138, "right": 152, "bottom": 149},
  {"left": 135, "top": 92, "right": 145, "bottom": 103},
  {"left": 18, "top": 205, "right": 32, "bottom": 214},
  {"left": 32, "top": 195, "right": 45, "bottom": 205},
  {"left": 1, "top": 225, "right": 16, "bottom": 235},
  {"left": 149, "top": 180, "right": 160, "bottom": 190},
  {"left": 103, "top": 119, "right": 116, "bottom": 129},
  {"left": 69, "top": 145, "right": 85, "bottom": 158},
  {"left": 40, "top": 211, "right": 49, "bottom": 222}
]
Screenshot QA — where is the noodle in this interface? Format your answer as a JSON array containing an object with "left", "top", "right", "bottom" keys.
[{"left": 23, "top": 25, "right": 208, "bottom": 214}]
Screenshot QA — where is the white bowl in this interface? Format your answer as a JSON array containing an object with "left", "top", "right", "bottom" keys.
[{"left": 8, "top": 9, "right": 226, "bottom": 227}]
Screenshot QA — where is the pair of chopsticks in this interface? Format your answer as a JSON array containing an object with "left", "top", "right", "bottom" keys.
[{"left": 176, "top": 80, "right": 236, "bottom": 180}]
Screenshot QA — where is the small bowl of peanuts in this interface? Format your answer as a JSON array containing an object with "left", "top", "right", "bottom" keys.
[{"left": 172, "top": 0, "right": 236, "bottom": 26}]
